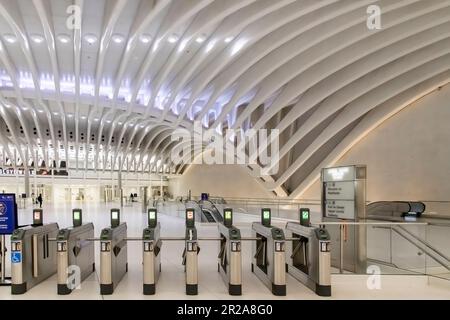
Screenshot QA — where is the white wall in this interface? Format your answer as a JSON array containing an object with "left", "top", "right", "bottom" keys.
[
  {"left": 169, "top": 164, "right": 275, "bottom": 199},
  {"left": 300, "top": 84, "right": 450, "bottom": 203}
]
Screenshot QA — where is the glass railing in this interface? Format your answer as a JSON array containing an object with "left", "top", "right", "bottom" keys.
[
  {"left": 319, "top": 221, "right": 450, "bottom": 280},
  {"left": 162, "top": 197, "right": 450, "bottom": 280}
]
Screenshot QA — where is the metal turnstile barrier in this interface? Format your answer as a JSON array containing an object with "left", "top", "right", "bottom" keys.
[
  {"left": 57, "top": 209, "right": 95, "bottom": 295},
  {"left": 100, "top": 209, "right": 128, "bottom": 295},
  {"left": 10, "top": 221, "right": 59, "bottom": 294},
  {"left": 218, "top": 208, "right": 242, "bottom": 295},
  {"left": 251, "top": 209, "right": 286, "bottom": 296},
  {"left": 183, "top": 208, "right": 200, "bottom": 295},
  {"left": 142, "top": 208, "right": 162, "bottom": 295},
  {"left": 285, "top": 210, "right": 331, "bottom": 296}
]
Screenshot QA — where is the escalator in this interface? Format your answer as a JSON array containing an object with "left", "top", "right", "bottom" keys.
[
  {"left": 184, "top": 199, "right": 224, "bottom": 223},
  {"left": 199, "top": 200, "right": 224, "bottom": 223},
  {"left": 202, "top": 209, "right": 216, "bottom": 222}
]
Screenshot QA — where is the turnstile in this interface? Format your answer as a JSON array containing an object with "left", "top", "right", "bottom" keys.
[
  {"left": 285, "top": 208, "right": 331, "bottom": 296},
  {"left": 57, "top": 209, "right": 95, "bottom": 295},
  {"left": 99, "top": 208, "right": 128, "bottom": 295},
  {"left": 251, "top": 208, "right": 286, "bottom": 296},
  {"left": 182, "top": 208, "right": 200, "bottom": 295},
  {"left": 142, "top": 208, "right": 162, "bottom": 295},
  {"left": 10, "top": 209, "right": 58, "bottom": 294},
  {"left": 218, "top": 208, "right": 242, "bottom": 295}
]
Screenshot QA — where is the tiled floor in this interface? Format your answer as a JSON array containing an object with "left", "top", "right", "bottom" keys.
[{"left": 0, "top": 202, "right": 449, "bottom": 300}]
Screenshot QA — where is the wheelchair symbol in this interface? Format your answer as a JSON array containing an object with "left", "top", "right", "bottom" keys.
[{"left": 11, "top": 252, "right": 22, "bottom": 263}]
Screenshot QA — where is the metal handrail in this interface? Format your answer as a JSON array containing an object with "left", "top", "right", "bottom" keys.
[
  {"left": 314, "top": 221, "right": 428, "bottom": 226},
  {"left": 375, "top": 225, "right": 450, "bottom": 272},
  {"left": 386, "top": 225, "right": 450, "bottom": 264}
]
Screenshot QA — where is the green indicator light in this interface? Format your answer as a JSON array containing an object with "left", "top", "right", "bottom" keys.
[{"left": 302, "top": 211, "right": 309, "bottom": 220}]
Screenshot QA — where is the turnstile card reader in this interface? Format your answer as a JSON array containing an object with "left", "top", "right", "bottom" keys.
[
  {"left": 286, "top": 214, "right": 331, "bottom": 296},
  {"left": 261, "top": 208, "right": 271, "bottom": 227},
  {"left": 148, "top": 208, "right": 157, "bottom": 228},
  {"left": 186, "top": 208, "right": 195, "bottom": 228},
  {"left": 252, "top": 209, "right": 286, "bottom": 296},
  {"left": 72, "top": 209, "right": 82, "bottom": 227},
  {"left": 223, "top": 208, "right": 233, "bottom": 227},
  {"left": 218, "top": 209, "right": 242, "bottom": 295},
  {"left": 143, "top": 208, "right": 162, "bottom": 295},
  {"left": 110, "top": 208, "right": 120, "bottom": 228},
  {"left": 100, "top": 210, "right": 127, "bottom": 295},
  {"left": 33, "top": 209, "right": 43, "bottom": 226},
  {"left": 11, "top": 222, "right": 59, "bottom": 294},
  {"left": 300, "top": 208, "right": 310, "bottom": 227},
  {"left": 183, "top": 208, "right": 199, "bottom": 295}
]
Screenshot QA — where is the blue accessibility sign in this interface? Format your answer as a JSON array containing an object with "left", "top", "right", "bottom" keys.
[
  {"left": 11, "top": 252, "right": 22, "bottom": 264},
  {"left": 0, "top": 194, "right": 17, "bottom": 235}
]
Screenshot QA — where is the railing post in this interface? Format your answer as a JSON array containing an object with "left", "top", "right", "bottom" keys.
[{"left": 340, "top": 224, "right": 344, "bottom": 274}]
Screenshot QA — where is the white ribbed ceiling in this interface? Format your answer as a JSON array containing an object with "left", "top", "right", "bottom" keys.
[{"left": 0, "top": 0, "right": 449, "bottom": 198}]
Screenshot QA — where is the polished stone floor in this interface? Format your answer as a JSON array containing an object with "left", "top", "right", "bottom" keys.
[{"left": 0, "top": 202, "right": 449, "bottom": 300}]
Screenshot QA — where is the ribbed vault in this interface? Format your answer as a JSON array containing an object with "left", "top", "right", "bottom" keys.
[{"left": 0, "top": 0, "right": 449, "bottom": 197}]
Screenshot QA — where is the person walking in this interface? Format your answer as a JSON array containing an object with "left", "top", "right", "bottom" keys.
[{"left": 37, "top": 194, "right": 43, "bottom": 208}]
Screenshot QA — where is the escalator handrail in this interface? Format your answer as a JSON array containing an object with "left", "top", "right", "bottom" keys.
[{"left": 367, "top": 201, "right": 426, "bottom": 217}]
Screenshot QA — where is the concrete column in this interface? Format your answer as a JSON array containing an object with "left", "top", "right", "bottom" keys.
[
  {"left": 149, "top": 173, "right": 152, "bottom": 200},
  {"left": 118, "top": 157, "right": 123, "bottom": 208},
  {"left": 141, "top": 186, "right": 148, "bottom": 213},
  {"left": 24, "top": 167, "right": 30, "bottom": 197}
]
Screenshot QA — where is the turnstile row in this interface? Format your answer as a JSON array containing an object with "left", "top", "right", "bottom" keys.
[{"left": 9, "top": 208, "right": 331, "bottom": 297}]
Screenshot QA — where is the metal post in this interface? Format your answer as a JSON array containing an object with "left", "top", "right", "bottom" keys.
[
  {"left": 1, "top": 235, "right": 6, "bottom": 283},
  {"left": 389, "top": 226, "right": 393, "bottom": 265},
  {"left": 339, "top": 224, "right": 344, "bottom": 274}
]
